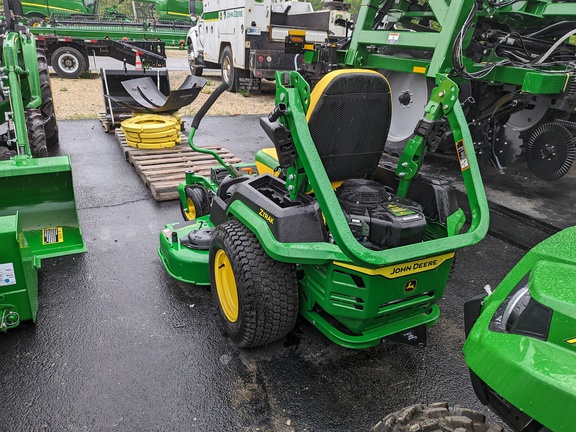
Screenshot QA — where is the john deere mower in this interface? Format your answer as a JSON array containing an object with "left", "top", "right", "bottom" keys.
[
  {"left": 462, "top": 226, "right": 576, "bottom": 432},
  {"left": 159, "top": 68, "right": 489, "bottom": 349},
  {"left": 371, "top": 227, "right": 576, "bottom": 431},
  {"left": 0, "top": 0, "right": 85, "bottom": 332}
]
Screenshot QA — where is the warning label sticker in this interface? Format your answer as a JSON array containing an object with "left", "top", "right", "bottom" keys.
[
  {"left": 455, "top": 140, "right": 469, "bottom": 171},
  {"left": 42, "top": 227, "right": 63, "bottom": 245},
  {"left": 0, "top": 263, "right": 16, "bottom": 286},
  {"left": 387, "top": 32, "right": 400, "bottom": 45}
]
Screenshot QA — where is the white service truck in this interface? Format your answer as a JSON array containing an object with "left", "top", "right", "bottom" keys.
[{"left": 186, "top": 0, "right": 349, "bottom": 91}]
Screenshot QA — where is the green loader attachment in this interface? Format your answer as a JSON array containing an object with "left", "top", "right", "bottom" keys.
[
  {"left": 0, "top": 0, "right": 85, "bottom": 331},
  {"left": 0, "top": 157, "right": 84, "bottom": 260}
]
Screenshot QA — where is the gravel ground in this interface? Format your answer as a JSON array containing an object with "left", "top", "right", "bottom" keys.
[{"left": 51, "top": 50, "right": 276, "bottom": 120}]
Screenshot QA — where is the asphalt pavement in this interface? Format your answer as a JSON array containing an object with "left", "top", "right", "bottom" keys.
[{"left": 0, "top": 116, "right": 535, "bottom": 431}]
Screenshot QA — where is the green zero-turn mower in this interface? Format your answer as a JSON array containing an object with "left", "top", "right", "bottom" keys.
[
  {"left": 370, "top": 227, "right": 576, "bottom": 432},
  {"left": 159, "top": 68, "right": 490, "bottom": 349},
  {"left": 463, "top": 226, "right": 576, "bottom": 432},
  {"left": 0, "top": 0, "right": 85, "bottom": 332}
]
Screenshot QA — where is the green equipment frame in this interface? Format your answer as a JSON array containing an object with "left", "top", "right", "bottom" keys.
[{"left": 159, "top": 69, "right": 489, "bottom": 349}]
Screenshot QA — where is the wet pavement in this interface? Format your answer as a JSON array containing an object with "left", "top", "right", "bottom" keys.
[{"left": 0, "top": 116, "right": 547, "bottom": 431}]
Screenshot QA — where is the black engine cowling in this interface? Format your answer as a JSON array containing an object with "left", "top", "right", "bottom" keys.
[{"left": 335, "top": 179, "right": 427, "bottom": 250}]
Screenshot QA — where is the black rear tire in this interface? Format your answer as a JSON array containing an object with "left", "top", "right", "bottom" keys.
[
  {"left": 37, "top": 49, "right": 59, "bottom": 148},
  {"left": 26, "top": 109, "right": 48, "bottom": 157},
  {"left": 51, "top": 47, "right": 87, "bottom": 79},
  {"left": 370, "top": 403, "right": 503, "bottom": 432},
  {"left": 180, "top": 184, "right": 211, "bottom": 221},
  {"left": 209, "top": 219, "right": 299, "bottom": 348}
]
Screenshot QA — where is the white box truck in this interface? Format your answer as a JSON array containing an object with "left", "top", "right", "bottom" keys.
[{"left": 186, "top": 0, "right": 349, "bottom": 91}]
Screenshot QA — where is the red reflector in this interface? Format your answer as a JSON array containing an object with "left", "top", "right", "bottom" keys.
[
  {"left": 65, "top": 38, "right": 72, "bottom": 42},
  {"left": 256, "top": 71, "right": 261, "bottom": 77},
  {"left": 258, "top": 55, "right": 264, "bottom": 62},
  {"left": 91, "top": 40, "right": 97, "bottom": 43},
  {"left": 37, "top": 37, "right": 45, "bottom": 41}
]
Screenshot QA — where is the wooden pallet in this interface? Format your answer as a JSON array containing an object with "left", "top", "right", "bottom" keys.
[
  {"left": 99, "top": 112, "right": 114, "bottom": 134},
  {"left": 114, "top": 129, "right": 241, "bottom": 201},
  {"left": 99, "top": 112, "right": 132, "bottom": 134}
]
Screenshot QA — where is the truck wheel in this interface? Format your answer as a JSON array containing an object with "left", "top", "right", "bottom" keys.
[
  {"left": 220, "top": 46, "right": 239, "bottom": 92},
  {"left": 180, "top": 185, "right": 211, "bottom": 221},
  {"left": 37, "top": 49, "right": 59, "bottom": 148},
  {"left": 370, "top": 403, "right": 504, "bottom": 432},
  {"left": 209, "top": 219, "right": 299, "bottom": 348},
  {"left": 51, "top": 47, "right": 87, "bottom": 79},
  {"left": 187, "top": 44, "right": 203, "bottom": 77},
  {"left": 26, "top": 109, "right": 48, "bottom": 158}
]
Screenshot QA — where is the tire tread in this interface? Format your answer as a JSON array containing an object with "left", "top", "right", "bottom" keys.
[{"left": 210, "top": 219, "right": 299, "bottom": 348}]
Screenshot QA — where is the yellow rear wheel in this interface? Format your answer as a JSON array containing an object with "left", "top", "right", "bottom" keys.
[
  {"left": 213, "top": 250, "right": 239, "bottom": 322},
  {"left": 209, "top": 219, "right": 299, "bottom": 348}
]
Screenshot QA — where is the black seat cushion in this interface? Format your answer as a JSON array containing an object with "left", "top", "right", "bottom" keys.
[{"left": 307, "top": 70, "right": 392, "bottom": 181}]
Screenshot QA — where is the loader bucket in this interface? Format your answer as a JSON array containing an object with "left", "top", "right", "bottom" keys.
[
  {"left": 0, "top": 155, "right": 86, "bottom": 260},
  {"left": 101, "top": 68, "right": 171, "bottom": 126}
]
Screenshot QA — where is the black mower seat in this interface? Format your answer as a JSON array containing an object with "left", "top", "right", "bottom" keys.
[
  {"left": 306, "top": 69, "right": 392, "bottom": 181},
  {"left": 256, "top": 69, "right": 392, "bottom": 180}
]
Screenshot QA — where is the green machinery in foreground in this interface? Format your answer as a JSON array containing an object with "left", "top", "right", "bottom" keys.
[
  {"left": 463, "top": 226, "right": 576, "bottom": 432},
  {"left": 159, "top": 67, "right": 489, "bottom": 349},
  {"left": 371, "top": 227, "right": 576, "bottom": 431},
  {"left": 297, "top": 0, "right": 576, "bottom": 181},
  {"left": 0, "top": 0, "right": 85, "bottom": 331}
]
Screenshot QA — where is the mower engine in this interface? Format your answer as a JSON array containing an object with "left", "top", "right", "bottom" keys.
[{"left": 335, "top": 179, "right": 426, "bottom": 250}]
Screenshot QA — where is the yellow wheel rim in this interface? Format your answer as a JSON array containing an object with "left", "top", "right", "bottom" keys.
[
  {"left": 183, "top": 197, "right": 197, "bottom": 221},
  {"left": 214, "top": 249, "right": 239, "bottom": 322}
]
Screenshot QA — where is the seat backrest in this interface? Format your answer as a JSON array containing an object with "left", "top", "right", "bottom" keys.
[{"left": 306, "top": 69, "right": 392, "bottom": 181}]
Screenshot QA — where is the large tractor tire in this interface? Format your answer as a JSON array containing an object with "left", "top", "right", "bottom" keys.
[
  {"left": 37, "top": 49, "right": 59, "bottom": 148},
  {"left": 209, "top": 219, "right": 299, "bottom": 348},
  {"left": 26, "top": 109, "right": 48, "bottom": 157},
  {"left": 370, "top": 403, "right": 504, "bottom": 432},
  {"left": 51, "top": 46, "right": 87, "bottom": 79},
  {"left": 180, "top": 184, "right": 211, "bottom": 221},
  {"left": 0, "top": 146, "right": 16, "bottom": 160}
]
